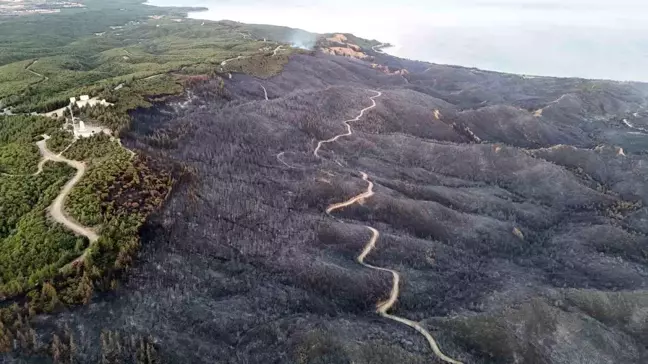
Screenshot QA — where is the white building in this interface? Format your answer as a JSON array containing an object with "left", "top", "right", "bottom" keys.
[{"left": 73, "top": 120, "right": 106, "bottom": 138}]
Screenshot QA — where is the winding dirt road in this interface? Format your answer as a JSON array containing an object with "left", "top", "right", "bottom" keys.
[
  {"left": 272, "top": 45, "right": 284, "bottom": 56},
  {"left": 326, "top": 173, "right": 463, "bottom": 364},
  {"left": 314, "top": 90, "right": 382, "bottom": 158},
  {"left": 325, "top": 171, "right": 374, "bottom": 213},
  {"left": 26, "top": 60, "right": 49, "bottom": 84},
  {"left": 221, "top": 54, "right": 253, "bottom": 69},
  {"left": 35, "top": 136, "right": 99, "bottom": 242},
  {"left": 316, "top": 91, "right": 462, "bottom": 363},
  {"left": 533, "top": 94, "right": 570, "bottom": 117},
  {"left": 371, "top": 43, "right": 389, "bottom": 54},
  {"left": 260, "top": 84, "right": 269, "bottom": 101},
  {"left": 116, "top": 138, "right": 136, "bottom": 159},
  {"left": 2, "top": 136, "right": 97, "bottom": 267},
  {"left": 623, "top": 118, "right": 648, "bottom": 134},
  {"left": 276, "top": 151, "right": 296, "bottom": 169},
  {"left": 18, "top": 134, "right": 134, "bottom": 268},
  {"left": 1, "top": 156, "right": 47, "bottom": 177}
]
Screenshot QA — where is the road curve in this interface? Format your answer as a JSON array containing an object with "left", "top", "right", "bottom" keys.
[
  {"left": 26, "top": 60, "right": 49, "bottom": 83},
  {"left": 221, "top": 54, "right": 254, "bottom": 69},
  {"left": 326, "top": 171, "right": 374, "bottom": 213},
  {"left": 116, "top": 138, "right": 136, "bottom": 159},
  {"left": 1, "top": 157, "right": 47, "bottom": 177},
  {"left": 371, "top": 43, "right": 389, "bottom": 54},
  {"left": 326, "top": 173, "right": 463, "bottom": 364},
  {"left": 314, "top": 90, "right": 382, "bottom": 158},
  {"left": 276, "top": 151, "right": 296, "bottom": 169},
  {"left": 36, "top": 136, "right": 99, "bottom": 243},
  {"left": 623, "top": 118, "right": 648, "bottom": 134},
  {"left": 272, "top": 45, "right": 284, "bottom": 56},
  {"left": 260, "top": 84, "right": 269, "bottom": 100},
  {"left": 221, "top": 55, "right": 243, "bottom": 67}
]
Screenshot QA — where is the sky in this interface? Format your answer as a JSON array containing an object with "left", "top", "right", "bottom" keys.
[{"left": 147, "top": 0, "right": 648, "bottom": 81}]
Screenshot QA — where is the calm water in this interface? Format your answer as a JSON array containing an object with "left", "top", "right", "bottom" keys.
[{"left": 147, "top": 0, "right": 648, "bottom": 82}]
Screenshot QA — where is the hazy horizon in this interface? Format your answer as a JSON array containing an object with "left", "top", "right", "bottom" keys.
[{"left": 147, "top": 0, "right": 648, "bottom": 82}]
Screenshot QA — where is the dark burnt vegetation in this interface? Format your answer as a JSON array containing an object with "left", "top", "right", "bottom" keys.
[{"left": 9, "top": 49, "right": 648, "bottom": 363}]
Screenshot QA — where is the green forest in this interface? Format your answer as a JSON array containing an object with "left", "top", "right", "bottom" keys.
[
  {"left": 0, "top": 0, "right": 293, "bottom": 127},
  {"left": 0, "top": 0, "right": 295, "bottom": 358},
  {"left": 0, "top": 115, "right": 81, "bottom": 298}
]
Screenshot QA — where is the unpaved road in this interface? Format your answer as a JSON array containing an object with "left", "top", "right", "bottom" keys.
[
  {"left": 623, "top": 117, "right": 648, "bottom": 134},
  {"left": 36, "top": 136, "right": 99, "bottom": 243},
  {"left": 26, "top": 60, "right": 49, "bottom": 83},
  {"left": 143, "top": 73, "right": 164, "bottom": 80},
  {"left": 1, "top": 156, "right": 48, "bottom": 177},
  {"left": 371, "top": 43, "right": 389, "bottom": 54},
  {"left": 325, "top": 171, "right": 374, "bottom": 213},
  {"left": 533, "top": 94, "right": 570, "bottom": 117},
  {"left": 326, "top": 173, "right": 463, "bottom": 364},
  {"left": 221, "top": 55, "right": 248, "bottom": 67},
  {"left": 260, "top": 84, "right": 269, "bottom": 100},
  {"left": 116, "top": 138, "right": 136, "bottom": 159},
  {"left": 318, "top": 92, "right": 462, "bottom": 363},
  {"left": 272, "top": 45, "right": 284, "bottom": 56},
  {"left": 221, "top": 44, "right": 281, "bottom": 68},
  {"left": 276, "top": 151, "right": 296, "bottom": 169},
  {"left": 314, "top": 90, "right": 382, "bottom": 158}
]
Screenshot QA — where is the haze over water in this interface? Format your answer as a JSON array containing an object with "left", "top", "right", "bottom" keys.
[{"left": 148, "top": 0, "right": 648, "bottom": 82}]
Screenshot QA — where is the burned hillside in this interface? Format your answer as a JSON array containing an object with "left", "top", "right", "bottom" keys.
[{"left": 20, "top": 48, "right": 648, "bottom": 364}]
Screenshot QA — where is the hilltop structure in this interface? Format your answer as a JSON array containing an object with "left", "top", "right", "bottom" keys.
[{"left": 64, "top": 95, "right": 111, "bottom": 138}]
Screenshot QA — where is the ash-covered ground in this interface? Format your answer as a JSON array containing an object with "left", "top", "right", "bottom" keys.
[{"left": 21, "top": 47, "right": 648, "bottom": 363}]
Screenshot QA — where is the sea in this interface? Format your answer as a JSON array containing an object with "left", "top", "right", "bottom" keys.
[{"left": 147, "top": 0, "right": 648, "bottom": 82}]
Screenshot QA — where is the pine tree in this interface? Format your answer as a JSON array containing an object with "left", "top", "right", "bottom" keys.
[
  {"left": 0, "top": 321, "right": 13, "bottom": 353},
  {"left": 51, "top": 334, "right": 62, "bottom": 362},
  {"left": 41, "top": 282, "right": 61, "bottom": 312}
]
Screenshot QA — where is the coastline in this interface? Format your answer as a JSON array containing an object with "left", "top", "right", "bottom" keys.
[
  {"left": 144, "top": 0, "right": 648, "bottom": 83},
  {"left": 143, "top": 1, "right": 208, "bottom": 15}
]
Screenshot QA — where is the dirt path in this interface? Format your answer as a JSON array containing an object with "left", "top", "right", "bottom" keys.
[
  {"left": 221, "top": 55, "right": 244, "bottom": 66},
  {"left": 35, "top": 136, "right": 99, "bottom": 242},
  {"left": 317, "top": 92, "right": 462, "bottom": 363},
  {"left": 26, "top": 60, "right": 49, "bottom": 84},
  {"left": 222, "top": 43, "right": 279, "bottom": 69},
  {"left": 371, "top": 43, "right": 389, "bottom": 54},
  {"left": 623, "top": 118, "right": 648, "bottom": 134},
  {"left": 276, "top": 151, "right": 296, "bottom": 169},
  {"left": 1, "top": 157, "right": 48, "bottom": 177},
  {"left": 221, "top": 55, "right": 252, "bottom": 70},
  {"left": 325, "top": 171, "right": 374, "bottom": 213},
  {"left": 143, "top": 73, "right": 164, "bottom": 80},
  {"left": 533, "top": 94, "right": 570, "bottom": 117},
  {"left": 3, "top": 134, "right": 135, "bottom": 268},
  {"left": 260, "top": 84, "right": 269, "bottom": 100},
  {"left": 314, "top": 90, "right": 382, "bottom": 158},
  {"left": 326, "top": 173, "right": 462, "bottom": 364},
  {"left": 116, "top": 138, "right": 136, "bottom": 159}
]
